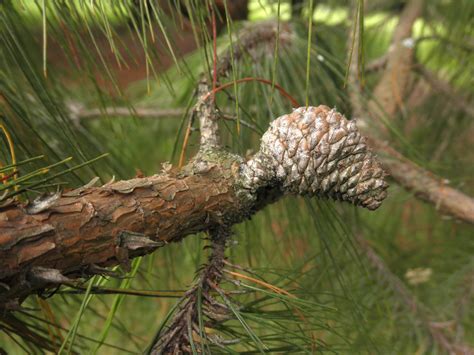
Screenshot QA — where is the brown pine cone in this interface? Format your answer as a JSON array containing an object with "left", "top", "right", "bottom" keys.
[{"left": 241, "top": 105, "right": 388, "bottom": 210}]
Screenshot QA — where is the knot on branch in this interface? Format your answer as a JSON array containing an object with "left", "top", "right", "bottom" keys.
[{"left": 241, "top": 105, "right": 388, "bottom": 210}]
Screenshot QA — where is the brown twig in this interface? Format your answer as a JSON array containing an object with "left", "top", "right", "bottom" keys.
[
  {"left": 202, "top": 77, "right": 299, "bottom": 108},
  {"left": 197, "top": 21, "right": 295, "bottom": 148},
  {"left": 370, "top": 139, "right": 474, "bottom": 224},
  {"left": 367, "top": 0, "right": 425, "bottom": 126},
  {"left": 182, "top": 20, "right": 296, "bottom": 158}
]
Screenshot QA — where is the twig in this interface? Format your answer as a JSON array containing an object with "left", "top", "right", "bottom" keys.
[
  {"left": 202, "top": 77, "right": 299, "bottom": 108},
  {"left": 367, "top": 0, "right": 425, "bottom": 125},
  {"left": 68, "top": 104, "right": 186, "bottom": 121},
  {"left": 370, "top": 139, "right": 474, "bottom": 225},
  {"left": 191, "top": 20, "right": 295, "bottom": 150},
  {"left": 365, "top": 54, "right": 388, "bottom": 73},
  {"left": 69, "top": 104, "right": 258, "bottom": 131},
  {"left": 196, "top": 80, "right": 220, "bottom": 148}
]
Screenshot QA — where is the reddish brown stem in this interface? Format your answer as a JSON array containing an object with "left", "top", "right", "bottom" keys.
[
  {"left": 203, "top": 77, "right": 300, "bottom": 107},
  {"left": 367, "top": 0, "right": 425, "bottom": 128}
]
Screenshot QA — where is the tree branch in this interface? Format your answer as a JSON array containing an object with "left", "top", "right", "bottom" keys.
[
  {"left": 67, "top": 103, "right": 259, "bottom": 132},
  {"left": 68, "top": 104, "right": 185, "bottom": 120},
  {"left": 195, "top": 21, "right": 295, "bottom": 148},
  {"left": 0, "top": 105, "right": 388, "bottom": 308},
  {"left": 369, "top": 139, "right": 474, "bottom": 224},
  {"left": 0, "top": 165, "right": 244, "bottom": 306},
  {"left": 196, "top": 80, "right": 220, "bottom": 148}
]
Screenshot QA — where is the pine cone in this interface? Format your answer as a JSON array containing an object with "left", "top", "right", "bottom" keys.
[{"left": 241, "top": 105, "right": 388, "bottom": 210}]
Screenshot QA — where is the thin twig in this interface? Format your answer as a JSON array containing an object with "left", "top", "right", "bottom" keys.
[
  {"left": 68, "top": 103, "right": 259, "bottom": 131},
  {"left": 194, "top": 20, "right": 295, "bottom": 149},
  {"left": 150, "top": 228, "right": 232, "bottom": 354},
  {"left": 70, "top": 106, "right": 185, "bottom": 120},
  {"left": 367, "top": 0, "right": 425, "bottom": 125}
]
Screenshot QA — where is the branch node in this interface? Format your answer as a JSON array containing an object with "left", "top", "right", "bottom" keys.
[
  {"left": 27, "top": 267, "right": 72, "bottom": 286},
  {"left": 118, "top": 231, "right": 165, "bottom": 251},
  {"left": 25, "top": 191, "right": 61, "bottom": 215}
]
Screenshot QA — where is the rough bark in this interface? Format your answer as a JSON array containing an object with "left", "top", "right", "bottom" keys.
[{"left": 0, "top": 152, "right": 246, "bottom": 306}]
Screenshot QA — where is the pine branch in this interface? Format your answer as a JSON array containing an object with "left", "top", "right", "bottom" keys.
[
  {"left": 0, "top": 104, "right": 388, "bottom": 309},
  {"left": 68, "top": 104, "right": 185, "bottom": 121},
  {"left": 369, "top": 139, "right": 474, "bottom": 224},
  {"left": 0, "top": 23, "right": 388, "bottom": 308},
  {"left": 67, "top": 103, "right": 259, "bottom": 132}
]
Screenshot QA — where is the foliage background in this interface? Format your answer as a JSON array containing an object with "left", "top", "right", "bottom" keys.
[{"left": 0, "top": 0, "right": 473, "bottom": 353}]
